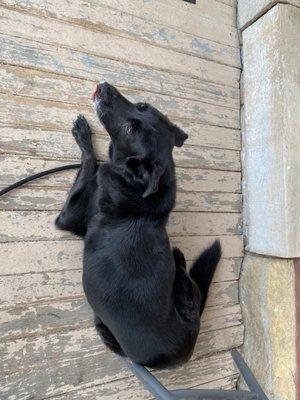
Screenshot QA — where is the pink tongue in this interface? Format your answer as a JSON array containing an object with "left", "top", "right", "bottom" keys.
[{"left": 91, "top": 84, "right": 99, "bottom": 100}]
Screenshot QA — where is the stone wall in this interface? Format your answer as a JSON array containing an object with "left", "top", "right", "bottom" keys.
[{"left": 238, "top": 1, "right": 299, "bottom": 399}]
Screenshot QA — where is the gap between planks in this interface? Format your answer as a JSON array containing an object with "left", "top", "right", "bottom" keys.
[
  {"left": 0, "top": 300, "right": 242, "bottom": 342},
  {"left": 0, "top": 348, "right": 242, "bottom": 400},
  {"left": 0, "top": 0, "right": 240, "bottom": 50},
  {"left": 0, "top": 31, "right": 240, "bottom": 90},
  {"left": 0, "top": 65, "right": 240, "bottom": 111},
  {"left": 0, "top": 235, "right": 244, "bottom": 259},
  {"left": 0, "top": 156, "right": 242, "bottom": 193},
  {"left": 0, "top": 1, "right": 241, "bottom": 69},
  {"left": 0, "top": 274, "right": 240, "bottom": 310},
  {"left": 0, "top": 87, "right": 240, "bottom": 131},
  {"left": 41, "top": 374, "right": 239, "bottom": 400},
  {"left": 0, "top": 210, "right": 243, "bottom": 243},
  {"left": 0, "top": 27, "right": 239, "bottom": 91}
]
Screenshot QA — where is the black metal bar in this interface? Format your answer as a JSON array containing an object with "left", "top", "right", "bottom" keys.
[
  {"left": 171, "top": 388, "right": 257, "bottom": 399},
  {"left": 126, "top": 360, "right": 177, "bottom": 400},
  {"left": 231, "top": 350, "right": 269, "bottom": 400},
  {"left": 125, "top": 350, "right": 269, "bottom": 400}
]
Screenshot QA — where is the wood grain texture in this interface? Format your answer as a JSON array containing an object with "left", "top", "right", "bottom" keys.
[
  {"left": 0, "top": 91, "right": 239, "bottom": 132},
  {"left": 0, "top": 186, "right": 242, "bottom": 213},
  {"left": 0, "top": 0, "right": 240, "bottom": 67},
  {"left": 0, "top": 64, "right": 240, "bottom": 111},
  {"left": 0, "top": 0, "right": 239, "bottom": 48},
  {"left": 0, "top": 115, "right": 241, "bottom": 173},
  {"left": 0, "top": 344, "right": 241, "bottom": 400},
  {"left": 0, "top": 240, "right": 242, "bottom": 276},
  {"left": 0, "top": 210, "right": 242, "bottom": 243},
  {"left": 0, "top": 300, "right": 241, "bottom": 341},
  {"left": 46, "top": 374, "right": 239, "bottom": 400},
  {"left": 0, "top": 34, "right": 240, "bottom": 100},
  {"left": 0, "top": 0, "right": 243, "bottom": 397},
  {"left": 0, "top": 269, "right": 239, "bottom": 309},
  {"left": 161, "top": 0, "right": 237, "bottom": 27},
  {"left": 0, "top": 7, "right": 239, "bottom": 88},
  {"left": 0, "top": 125, "right": 241, "bottom": 157},
  {"left": 0, "top": 155, "right": 242, "bottom": 193},
  {"left": 216, "top": 0, "right": 237, "bottom": 7}
]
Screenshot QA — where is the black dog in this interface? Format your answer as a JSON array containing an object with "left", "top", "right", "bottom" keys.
[{"left": 55, "top": 82, "right": 221, "bottom": 368}]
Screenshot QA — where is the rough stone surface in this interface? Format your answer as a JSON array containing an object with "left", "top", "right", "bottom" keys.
[
  {"left": 238, "top": 0, "right": 300, "bottom": 29},
  {"left": 240, "top": 254, "right": 296, "bottom": 400},
  {"left": 242, "top": 4, "right": 300, "bottom": 257}
]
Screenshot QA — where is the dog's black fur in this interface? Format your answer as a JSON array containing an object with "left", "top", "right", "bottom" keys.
[{"left": 55, "top": 82, "right": 221, "bottom": 368}]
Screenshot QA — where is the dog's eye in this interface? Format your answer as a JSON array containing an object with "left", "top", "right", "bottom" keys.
[
  {"left": 126, "top": 119, "right": 140, "bottom": 135},
  {"left": 136, "top": 103, "right": 148, "bottom": 112}
]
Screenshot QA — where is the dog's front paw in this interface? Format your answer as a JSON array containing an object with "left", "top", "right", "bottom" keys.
[{"left": 72, "top": 115, "right": 92, "bottom": 151}]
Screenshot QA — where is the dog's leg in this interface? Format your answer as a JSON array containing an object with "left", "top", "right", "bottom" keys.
[
  {"left": 94, "top": 315, "right": 125, "bottom": 356},
  {"left": 55, "top": 115, "right": 98, "bottom": 236}
]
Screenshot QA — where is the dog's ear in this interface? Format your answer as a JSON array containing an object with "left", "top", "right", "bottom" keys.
[
  {"left": 142, "top": 160, "right": 164, "bottom": 198},
  {"left": 125, "top": 157, "right": 164, "bottom": 198},
  {"left": 173, "top": 124, "right": 188, "bottom": 147}
]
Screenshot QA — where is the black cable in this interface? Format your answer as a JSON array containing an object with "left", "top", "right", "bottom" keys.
[{"left": 0, "top": 163, "right": 81, "bottom": 197}]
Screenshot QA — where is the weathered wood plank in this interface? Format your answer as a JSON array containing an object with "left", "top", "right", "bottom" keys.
[
  {"left": 161, "top": 0, "right": 237, "bottom": 27},
  {"left": 0, "top": 125, "right": 241, "bottom": 159},
  {"left": 0, "top": 99, "right": 240, "bottom": 171},
  {"left": 48, "top": 374, "right": 239, "bottom": 400},
  {"left": 0, "top": 64, "right": 240, "bottom": 111},
  {"left": 175, "top": 146, "right": 240, "bottom": 171},
  {"left": 0, "top": 0, "right": 242, "bottom": 395},
  {"left": 172, "top": 235, "right": 244, "bottom": 259},
  {"left": 89, "top": 0, "right": 240, "bottom": 47},
  {"left": 0, "top": 299, "right": 241, "bottom": 341},
  {"left": 176, "top": 191, "right": 242, "bottom": 213},
  {"left": 0, "top": 74, "right": 240, "bottom": 128},
  {"left": 0, "top": 34, "right": 240, "bottom": 99},
  {"left": 201, "top": 303, "right": 242, "bottom": 332},
  {"left": 168, "top": 212, "right": 242, "bottom": 236},
  {"left": 0, "top": 210, "right": 242, "bottom": 243},
  {"left": 216, "top": 0, "right": 237, "bottom": 7},
  {"left": 0, "top": 0, "right": 239, "bottom": 48},
  {"left": 1, "top": 188, "right": 242, "bottom": 214},
  {"left": 0, "top": 267, "right": 238, "bottom": 309},
  {"left": 0, "top": 186, "right": 242, "bottom": 213},
  {"left": 0, "top": 269, "right": 83, "bottom": 309},
  {"left": 0, "top": 0, "right": 241, "bottom": 67},
  {"left": 0, "top": 7, "right": 239, "bottom": 89},
  {"left": 0, "top": 91, "right": 239, "bottom": 133},
  {"left": 0, "top": 155, "right": 242, "bottom": 193},
  {"left": 0, "top": 241, "right": 83, "bottom": 275},
  {"left": 0, "top": 128, "right": 240, "bottom": 173},
  {"left": 0, "top": 240, "right": 242, "bottom": 275},
  {"left": 0, "top": 340, "right": 240, "bottom": 400},
  {"left": 1, "top": 325, "right": 241, "bottom": 377}
]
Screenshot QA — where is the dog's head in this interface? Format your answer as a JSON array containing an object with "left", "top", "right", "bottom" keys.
[{"left": 92, "top": 82, "right": 188, "bottom": 197}]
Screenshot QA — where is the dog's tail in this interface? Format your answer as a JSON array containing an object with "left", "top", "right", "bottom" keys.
[{"left": 189, "top": 240, "right": 221, "bottom": 316}]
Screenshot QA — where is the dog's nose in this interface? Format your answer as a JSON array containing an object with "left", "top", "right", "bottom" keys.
[
  {"left": 91, "top": 83, "right": 100, "bottom": 100},
  {"left": 91, "top": 82, "right": 111, "bottom": 102}
]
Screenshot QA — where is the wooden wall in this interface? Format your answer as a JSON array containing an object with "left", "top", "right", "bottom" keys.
[{"left": 0, "top": 0, "right": 243, "bottom": 398}]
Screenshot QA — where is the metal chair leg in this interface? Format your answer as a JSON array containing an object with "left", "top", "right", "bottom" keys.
[
  {"left": 171, "top": 389, "right": 258, "bottom": 399},
  {"left": 231, "top": 350, "right": 269, "bottom": 400},
  {"left": 126, "top": 350, "right": 269, "bottom": 400},
  {"left": 126, "top": 359, "right": 177, "bottom": 400}
]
